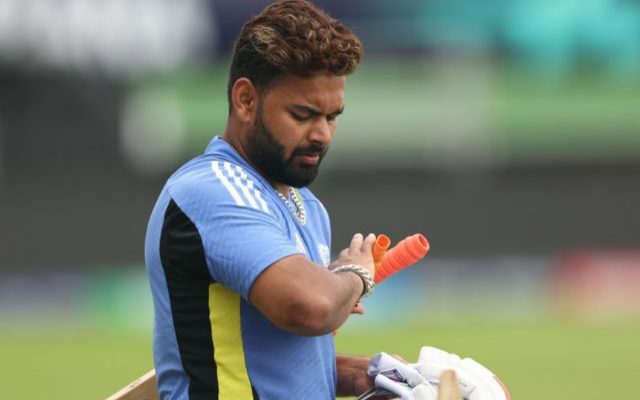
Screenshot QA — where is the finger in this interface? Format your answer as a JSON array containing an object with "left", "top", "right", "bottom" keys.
[
  {"left": 350, "top": 233, "right": 364, "bottom": 248},
  {"left": 362, "top": 233, "right": 376, "bottom": 251}
]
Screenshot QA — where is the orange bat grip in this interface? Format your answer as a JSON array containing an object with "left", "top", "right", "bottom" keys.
[
  {"left": 375, "top": 234, "right": 429, "bottom": 283},
  {"left": 372, "top": 234, "right": 391, "bottom": 269}
]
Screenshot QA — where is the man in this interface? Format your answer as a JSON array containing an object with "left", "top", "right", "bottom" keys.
[{"left": 145, "top": 1, "right": 377, "bottom": 399}]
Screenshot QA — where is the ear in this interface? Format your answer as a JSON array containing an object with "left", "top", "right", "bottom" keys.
[{"left": 231, "top": 78, "right": 258, "bottom": 124}]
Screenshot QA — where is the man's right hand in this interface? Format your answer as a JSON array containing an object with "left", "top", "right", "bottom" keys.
[{"left": 330, "top": 233, "right": 377, "bottom": 278}]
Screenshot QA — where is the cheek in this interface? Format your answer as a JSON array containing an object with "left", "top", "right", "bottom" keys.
[
  {"left": 329, "top": 121, "right": 338, "bottom": 135},
  {"left": 272, "top": 114, "right": 308, "bottom": 145},
  {"left": 262, "top": 104, "right": 314, "bottom": 153}
]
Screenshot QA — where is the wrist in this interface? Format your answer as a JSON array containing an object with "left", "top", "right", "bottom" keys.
[{"left": 332, "top": 264, "right": 375, "bottom": 300}]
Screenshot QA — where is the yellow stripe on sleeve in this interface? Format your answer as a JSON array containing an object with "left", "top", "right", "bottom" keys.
[{"left": 209, "top": 283, "right": 254, "bottom": 399}]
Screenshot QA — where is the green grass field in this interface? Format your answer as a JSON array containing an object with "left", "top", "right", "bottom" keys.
[{"left": 2, "top": 318, "right": 638, "bottom": 399}]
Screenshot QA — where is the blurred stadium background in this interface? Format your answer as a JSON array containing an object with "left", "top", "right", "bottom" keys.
[{"left": 1, "top": 0, "right": 639, "bottom": 399}]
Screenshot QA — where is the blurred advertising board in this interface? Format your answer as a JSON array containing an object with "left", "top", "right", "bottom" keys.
[{"left": 550, "top": 251, "right": 640, "bottom": 319}]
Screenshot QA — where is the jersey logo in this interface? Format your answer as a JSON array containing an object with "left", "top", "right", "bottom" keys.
[
  {"left": 295, "top": 233, "right": 307, "bottom": 255},
  {"left": 210, "top": 161, "right": 269, "bottom": 213},
  {"left": 318, "top": 244, "right": 331, "bottom": 267}
]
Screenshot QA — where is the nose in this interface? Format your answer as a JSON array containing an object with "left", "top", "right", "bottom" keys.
[{"left": 309, "top": 117, "right": 332, "bottom": 147}]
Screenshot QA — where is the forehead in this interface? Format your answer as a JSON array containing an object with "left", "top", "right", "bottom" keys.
[{"left": 264, "top": 73, "right": 345, "bottom": 110}]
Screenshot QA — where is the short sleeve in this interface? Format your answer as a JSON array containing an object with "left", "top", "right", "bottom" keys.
[{"left": 169, "top": 162, "right": 300, "bottom": 300}]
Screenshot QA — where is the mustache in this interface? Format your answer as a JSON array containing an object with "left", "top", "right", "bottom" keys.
[{"left": 291, "top": 143, "right": 328, "bottom": 157}]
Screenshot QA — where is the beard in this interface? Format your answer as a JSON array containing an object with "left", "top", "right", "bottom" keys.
[{"left": 244, "top": 108, "right": 328, "bottom": 188}]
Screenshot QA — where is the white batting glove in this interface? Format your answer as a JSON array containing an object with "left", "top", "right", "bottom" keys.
[
  {"left": 359, "top": 352, "right": 437, "bottom": 400},
  {"left": 413, "top": 347, "right": 510, "bottom": 400},
  {"left": 359, "top": 347, "right": 510, "bottom": 400}
]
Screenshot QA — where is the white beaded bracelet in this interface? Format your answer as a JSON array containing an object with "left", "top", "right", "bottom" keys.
[{"left": 332, "top": 264, "right": 375, "bottom": 299}]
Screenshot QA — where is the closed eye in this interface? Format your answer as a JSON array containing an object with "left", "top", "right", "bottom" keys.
[
  {"left": 327, "top": 112, "right": 341, "bottom": 122},
  {"left": 291, "top": 111, "right": 311, "bottom": 121},
  {"left": 289, "top": 105, "right": 344, "bottom": 122}
]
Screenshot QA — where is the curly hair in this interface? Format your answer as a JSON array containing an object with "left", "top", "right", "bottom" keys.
[{"left": 227, "top": 0, "right": 363, "bottom": 108}]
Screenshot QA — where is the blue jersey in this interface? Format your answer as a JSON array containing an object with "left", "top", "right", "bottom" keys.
[{"left": 145, "top": 136, "right": 335, "bottom": 400}]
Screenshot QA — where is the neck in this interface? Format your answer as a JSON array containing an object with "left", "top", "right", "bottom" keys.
[{"left": 273, "top": 184, "right": 289, "bottom": 196}]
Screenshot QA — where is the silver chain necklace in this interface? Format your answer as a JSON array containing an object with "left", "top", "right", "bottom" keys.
[{"left": 276, "top": 187, "right": 306, "bottom": 225}]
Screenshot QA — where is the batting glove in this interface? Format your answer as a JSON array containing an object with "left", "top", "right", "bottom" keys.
[
  {"left": 358, "top": 352, "right": 437, "bottom": 400},
  {"left": 358, "top": 347, "right": 510, "bottom": 400},
  {"left": 413, "top": 346, "right": 510, "bottom": 400}
]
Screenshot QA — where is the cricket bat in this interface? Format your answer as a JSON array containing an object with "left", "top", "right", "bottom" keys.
[
  {"left": 438, "top": 370, "right": 463, "bottom": 400},
  {"left": 105, "top": 369, "right": 157, "bottom": 400}
]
